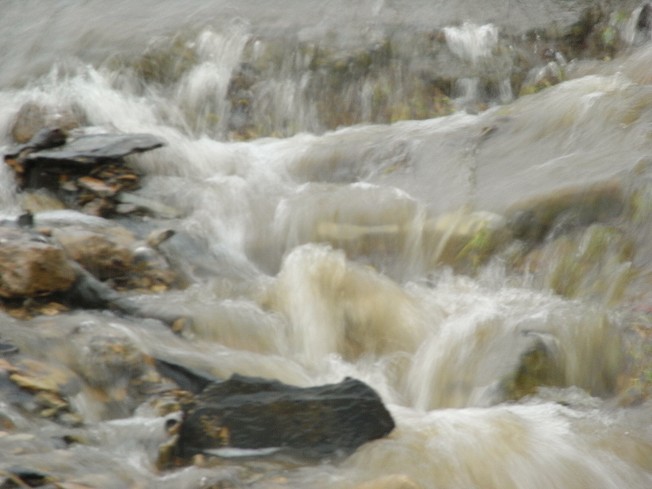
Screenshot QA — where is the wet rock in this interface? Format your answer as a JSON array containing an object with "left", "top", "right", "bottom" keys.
[
  {"left": 7, "top": 315, "right": 180, "bottom": 422},
  {"left": 129, "top": 32, "right": 198, "bottom": 85},
  {"left": 8, "top": 358, "right": 80, "bottom": 397},
  {"left": 72, "top": 334, "right": 148, "bottom": 389},
  {"left": 19, "top": 190, "right": 67, "bottom": 213},
  {"left": 76, "top": 176, "right": 120, "bottom": 198},
  {"left": 153, "top": 359, "right": 217, "bottom": 394},
  {"left": 17, "top": 132, "right": 164, "bottom": 164},
  {"left": 506, "top": 180, "right": 625, "bottom": 244},
  {"left": 63, "top": 261, "right": 121, "bottom": 310},
  {"left": 0, "top": 466, "right": 55, "bottom": 488},
  {"left": 4, "top": 130, "right": 165, "bottom": 218},
  {"left": 172, "top": 375, "right": 395, "bottom": 461},
  {"left": 0, "top": 228, "right": 76, "bottom": 298},
  {"left": 73, "top": 350, "right": 162, "bottom": 420},
  {"left": 424, "top": 209, "right": 511, "bottom": 271},
  {"left": 0, "top": 219, "right": 179, "bottom": 318},
  {"left": 52, "top": 226, "right": 135, "bottom": 282},
  {"left": 16, "top": 212, "right": 34, "bottom": 229},
  {"left": 61, "top": 261, "right": 183, "bottom": 325},
  {"left": 1, "top": 299, "right": 69, "bottom": 321},
  {"left": 8, "top": 127, "right": 68, "bottom": 161},
  {"left": 518, "top": 224, "right": 634, "bottom": 303},
  {"left": 0, "top": 340, "right": 18, "bottom": 356},
  {"left": 617, "top": 319, "right": 652, "bottom": 406},
  {"left": 11, "top": 101, "right": 87, "bottom": 144},
  {"left": 501, "top": 334, "right": 563, "bottom": 400},
  {"left": 561, "top": 6, "right": 606, "bottom": 59},
  {"left": 0, "top": 410, "right": 16, "bottom": 432},
  {"left": 636, "top": 3, "right": 652, "bottom": 32},
  {"left": 146, "top": 229, "right": 175, "bottom": 250},
  {"left": 519, "top": 61, "right": 565, "bottom": 96},
  {"left": 1, "top": 355, "right": 82, "bottom": 425}
]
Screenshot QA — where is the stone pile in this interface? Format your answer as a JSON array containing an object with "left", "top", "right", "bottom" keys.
[
  {"left": 0, "top": 103, "right": 184, "bottom": 319},
  {"left": 4, "top": 127, "right": 164, "bottom": 217}
]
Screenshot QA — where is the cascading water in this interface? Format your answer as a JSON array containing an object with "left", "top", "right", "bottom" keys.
[{"left": 1, "top": 1, "right": 652, "bottom": 488}]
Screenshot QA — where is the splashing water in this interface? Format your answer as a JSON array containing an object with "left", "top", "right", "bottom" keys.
[{"left": 444, "top": 23, "right": 499, "bottom": 64}]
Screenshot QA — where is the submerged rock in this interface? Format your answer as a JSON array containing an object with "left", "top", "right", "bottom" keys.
[
  {"left": 171, "top": 374, "right": 395, "bottom": 461},
  {"left": 0, "top": 467, "right": 55, "bottom": 488},
  {"left": 501, "top": 334, "right": 564, "bottom": 400},
  {"left": 0, "top": 354, "right": 83, "bottom": 425},
  {"left": 506, "top": 180, "right": 625, "bottom": 244},
  {"left": 519, "top": 60, "right": 565, "bottom": 96}
]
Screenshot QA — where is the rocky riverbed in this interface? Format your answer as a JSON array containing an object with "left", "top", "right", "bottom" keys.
[{"left": 2, "top": 109, "right": 652, "bottom": 487}]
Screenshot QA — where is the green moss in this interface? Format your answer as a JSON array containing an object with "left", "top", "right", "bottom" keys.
[
  {"left": 455, "top": 227, "right": 495, "bottom": 270},
  {"left": 533, "top": 225, "right": 635, "bottom": 303},
  {"left": 503, "top": 339, "right": 562, "bottom": 400}
]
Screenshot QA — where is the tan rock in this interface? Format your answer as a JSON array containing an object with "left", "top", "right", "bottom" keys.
[
  {"left": 19, "top": 189, "right": 67, "bottom": 213},
  {"left": 11, "top": 101, "right": 86, "bottom": 144},
  {"left": 72, "top": 334, "right": 146, "bottom": 388},
  {"left": 10, "top": 358, "right": 80, "bottom": 395},
  {"left": 0, "top": 228, "right": 76, "bottom": 298},
  {"left": 52, "top": 226, "right": 135, "bottom": 281},
  {"left": 77, "top": 176, "right": 120, "bottom": 198}
]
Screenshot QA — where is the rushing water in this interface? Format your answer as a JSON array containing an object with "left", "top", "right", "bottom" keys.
[{"left": 2, "top": 1, "right": 652, "bottom": 488}]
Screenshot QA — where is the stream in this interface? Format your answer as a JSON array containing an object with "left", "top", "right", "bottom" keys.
[{"left": 1, "top": 1, "right": 652, "bottom": 488}]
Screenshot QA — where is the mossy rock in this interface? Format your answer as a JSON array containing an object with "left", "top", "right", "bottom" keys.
[
  {"left": 502, "top": 335, "right": 563, "bottom": 400},
  {"left": 506, "top": 180, "right": 625, "bottom": 244},
  {"left": 522, "top": 224, "right": 635, "bottom": 304},
  {"left": 425, "top": 210, "right": 511, "bottom": 271},
  {"left": 131, "top": 33, "right": 199, "bottom": 85}
]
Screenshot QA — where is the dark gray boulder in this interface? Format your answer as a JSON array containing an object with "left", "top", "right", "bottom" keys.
[{"left": 173, "top": 374, "right": 395, "bottom": 459}]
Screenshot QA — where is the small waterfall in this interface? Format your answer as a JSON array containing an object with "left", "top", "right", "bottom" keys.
[
  {"left": 175, "top": 22, "right": 252, "bottom": 138},
  {"left": 443, "top": 23, "right": 514, "bottom": 109},
  {"left": 443, "top": 23, "right": 499, "bottom": 64}
]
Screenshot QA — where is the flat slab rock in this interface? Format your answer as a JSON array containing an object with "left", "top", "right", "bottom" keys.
[
  {"left": 174, "top": 374, "right": 395, "bottom": 459},
  {"left": 18, "top": 132, "right": 165, "bottom": 164}
]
